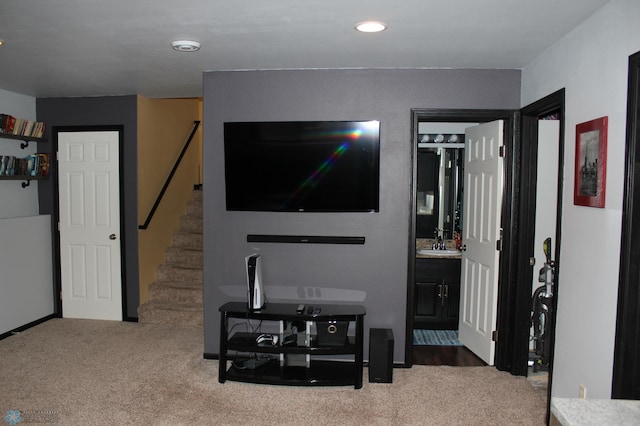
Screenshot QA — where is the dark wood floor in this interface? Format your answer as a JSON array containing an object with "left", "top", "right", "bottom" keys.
[{"left": 412, "top": 345, "right": 486, "bottom": 366}]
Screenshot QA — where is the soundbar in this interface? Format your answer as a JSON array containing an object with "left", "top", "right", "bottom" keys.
[{"left": 246, "top": 235, "right": 365, "bottom": 245}]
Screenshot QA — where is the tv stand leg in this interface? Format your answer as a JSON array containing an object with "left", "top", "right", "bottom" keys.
[
  {"left": 355, "top": 315, "right": 364, "bottom": 389},
  {"left": 219, "top": 311, "right": 228, "bottom": 383}
]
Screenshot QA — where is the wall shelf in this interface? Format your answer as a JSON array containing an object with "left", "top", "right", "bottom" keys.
[
  {"left": 0, "top": 132, "right": 47, "bottom": 148},
  {"left": 1, "top": 132, "right": 49, "bottom": 188},
  {"left": 0, "top": 175, "right": 47, "bottom": 188}
]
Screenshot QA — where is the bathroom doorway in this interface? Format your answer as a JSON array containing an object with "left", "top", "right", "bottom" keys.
[
  {"left": 412, "top": 121, "right": 481, "bottom": 367},
  {"left": 406, "top": 109, "right": 517, "bottom": 368}
]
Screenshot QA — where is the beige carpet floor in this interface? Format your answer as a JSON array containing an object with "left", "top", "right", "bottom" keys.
[{"left": 0, "top": 319, "right": 546, "bottom": 425}]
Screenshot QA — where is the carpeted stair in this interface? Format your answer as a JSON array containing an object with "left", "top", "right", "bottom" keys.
[{"left": 138, "top": 189, "right": 203, "bottom": 327}]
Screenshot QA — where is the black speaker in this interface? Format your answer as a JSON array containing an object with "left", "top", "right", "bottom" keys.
[
  {"left": 316, "top": 321, "right": 349, "bottom": 346},
  {"left": 369, "top": 328, "right": 394, "bottom": 383}
]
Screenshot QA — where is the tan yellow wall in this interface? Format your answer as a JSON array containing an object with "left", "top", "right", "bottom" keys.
[{"left": 137, "top": 96, "right": 202, "bottom": 303}]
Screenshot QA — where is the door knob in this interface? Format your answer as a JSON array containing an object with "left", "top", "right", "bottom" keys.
[{"left": 109, "top": 234, "right": 117, "bottom": 240}]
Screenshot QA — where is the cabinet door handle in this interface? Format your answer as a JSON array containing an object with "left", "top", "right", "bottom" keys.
[
  {"left": 437, "top": 284, "right": 442, "bottom": 300},
  {"left": 443, "top": 284, "right": 449, "bottom": 300}
]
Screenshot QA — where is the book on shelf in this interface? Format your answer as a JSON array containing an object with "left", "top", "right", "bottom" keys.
[
  {"left": 0, "top": 153, "right": 49, "bottom": 177},
  {"left": 0, "top": 114, "right": 46, "bottom": 138},
  {"left": 36, "top": 153, "right": 49, "bottom": 176}
]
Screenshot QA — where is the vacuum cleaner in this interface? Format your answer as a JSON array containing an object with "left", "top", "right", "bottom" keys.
[{"left": 530, "top": 237, "right": 554, "bottom": 372}]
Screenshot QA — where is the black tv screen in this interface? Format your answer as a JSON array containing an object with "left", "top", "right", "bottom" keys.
[{"left": 224, "top": 120, "right": 380, "bottom": 212}]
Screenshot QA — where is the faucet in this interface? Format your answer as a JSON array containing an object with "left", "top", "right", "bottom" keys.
[
  {"left": 432, "top": 228, "right": 442, "bottom": 249},
  {"left": 432, "top": 228, "right": 447, "bottom": 250}
]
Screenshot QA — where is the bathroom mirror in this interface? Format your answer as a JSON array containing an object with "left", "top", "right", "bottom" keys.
[{"left": 416, "top": 144, "right": 464, "bottom": 239}]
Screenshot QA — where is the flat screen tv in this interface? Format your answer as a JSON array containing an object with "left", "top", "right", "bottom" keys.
[{"left": 224, "top": 120, "right": 380, "bottom": 212}]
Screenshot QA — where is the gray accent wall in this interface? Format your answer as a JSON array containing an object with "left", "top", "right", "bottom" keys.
[
  {"left": 203, "top": 69, "right": 521, "bottom": 361},
  {"left": 36, "top": 95, "right": 139, "bottom": 319}
]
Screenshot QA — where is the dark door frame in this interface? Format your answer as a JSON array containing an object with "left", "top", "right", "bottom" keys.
[
  {"left": 51, "top": 125, "right": 128, "bottom": 320},
  {"left": 612, "top": 50, "right": 640, "bottom": 399},
  {"left": 516, "top": 90, "right": 566, "bottom": 425},
  {"left": 506, "top": 89, "right": 566, "bottom": 377},
  {"left": 406, "top": 108, "right": 520, "bottom": 371}
]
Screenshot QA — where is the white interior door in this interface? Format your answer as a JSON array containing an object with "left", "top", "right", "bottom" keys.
[
  {"left": 458, "top": 120, "right": 504, "bottom": 365},
  {"left": 58, "top": 130, "right": 122, "bottom": 320}
]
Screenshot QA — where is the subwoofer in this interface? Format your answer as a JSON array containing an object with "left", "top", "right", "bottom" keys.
[{"left": 368, "top": 328, "right": 394, "bottom": 383}]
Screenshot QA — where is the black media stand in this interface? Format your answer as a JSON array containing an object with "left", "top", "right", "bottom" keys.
[{"left": 218, "top": 302, "right": 366, "bottom": 389}]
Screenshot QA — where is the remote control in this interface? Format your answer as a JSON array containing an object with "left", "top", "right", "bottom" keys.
[
  {"left": 242, "top": 357, "right": 271, "bottom": 370},
  {"left": 296, "top": 304, "right": 305, "bottom": 314}
]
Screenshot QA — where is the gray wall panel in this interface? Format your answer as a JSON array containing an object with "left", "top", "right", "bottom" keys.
[{"left": 203, "top": 69, "right": 521, "bottom": 361}]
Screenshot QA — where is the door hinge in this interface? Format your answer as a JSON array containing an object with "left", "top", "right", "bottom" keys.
[
  {"left": 496, "top": 228, "right": 503, "bottom": 251},
  {"left": 499, "top": 145, "right": 506, "bottom": 157},
  {"left": 492, "top": 330, "right": 498, "bottom": 341}
]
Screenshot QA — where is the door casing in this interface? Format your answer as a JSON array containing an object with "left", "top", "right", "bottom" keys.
[
  {"left": 517, "top": 90, "right": 565, "bottom": 425},
  {"left": 407, "top": 109, "right": 518, "bottom": 370},
  {"left": 612, "top": 50, "right": 640, "bottom": 399}
]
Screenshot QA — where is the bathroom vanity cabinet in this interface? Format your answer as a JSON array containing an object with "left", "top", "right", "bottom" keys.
[{"left": 414, "top": 257, "right": 461, "bottom": 329}]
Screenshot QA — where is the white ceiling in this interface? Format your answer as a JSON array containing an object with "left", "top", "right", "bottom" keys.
[{"left": 0, "top": 0, "right": 609, "bottom": 99}]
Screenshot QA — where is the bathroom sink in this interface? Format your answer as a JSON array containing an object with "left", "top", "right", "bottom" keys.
[{"left": 416, "top": 248, "right": 462, "bottom": 257}]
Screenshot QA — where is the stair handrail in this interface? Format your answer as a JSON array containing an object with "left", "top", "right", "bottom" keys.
[{"left": 139, "top": 120, "right": 201, "bottom": 230}]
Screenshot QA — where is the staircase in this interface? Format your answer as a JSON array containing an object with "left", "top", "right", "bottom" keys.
[{"left": 138, "top": 189, "right": 203, "bottom": 327}]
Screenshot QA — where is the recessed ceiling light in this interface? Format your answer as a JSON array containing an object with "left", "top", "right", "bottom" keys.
[
  {"left": 0, "top": 39, "right": 4, "bottom": 47},
  {"left": 171, "top": 40, "right": 201, "bottom": 52},
  {"left": 355, "top": 21, "right": 387, "bottom": 33}
]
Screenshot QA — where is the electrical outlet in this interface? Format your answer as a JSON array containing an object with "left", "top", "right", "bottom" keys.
[{"left": 579, "top": 384, "right": 587, "bottom": 399}]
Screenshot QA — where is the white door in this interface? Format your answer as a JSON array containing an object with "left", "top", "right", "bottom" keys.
[
  {"left": 458, "top": 120, "right": 504, "bottom": 365},
  {"left": 58, "top": 130, "right": 122, "bottom": 320}
]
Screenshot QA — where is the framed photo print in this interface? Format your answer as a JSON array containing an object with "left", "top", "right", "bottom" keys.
[{"left": 574, "top": 116, "right": 607, "bottom": 208}]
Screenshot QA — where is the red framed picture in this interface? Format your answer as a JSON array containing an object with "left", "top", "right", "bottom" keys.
[{"left": 574, "top": 116, "right": 607, "bottom": 208}]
